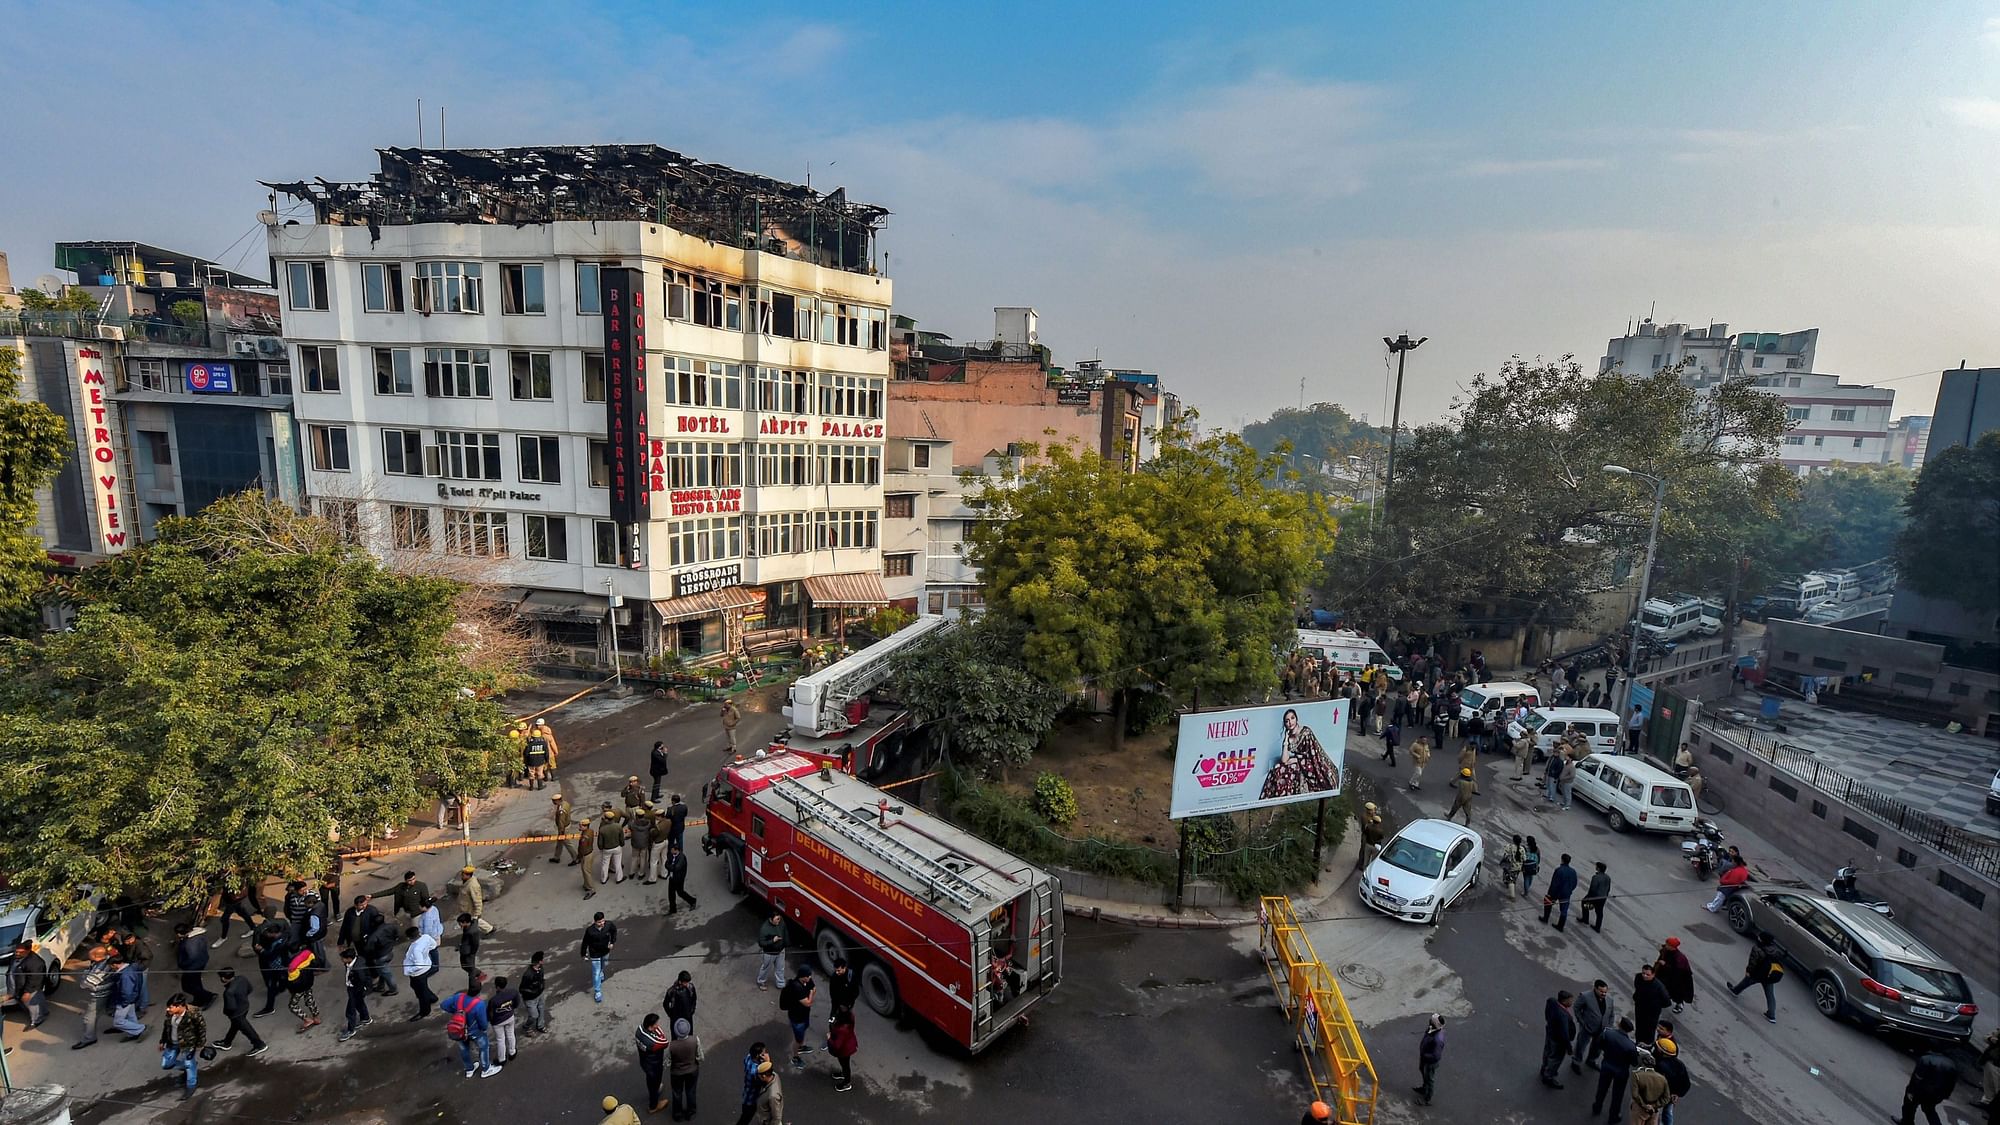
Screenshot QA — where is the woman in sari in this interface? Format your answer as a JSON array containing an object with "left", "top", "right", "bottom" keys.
[{"left": 1259, "top": 708, "right": 1341, "bottom": 800}]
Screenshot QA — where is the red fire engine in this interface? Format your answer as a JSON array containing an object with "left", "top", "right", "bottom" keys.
[{"left": 702, "top": 749, "right": 1063, "bottom": 1053}]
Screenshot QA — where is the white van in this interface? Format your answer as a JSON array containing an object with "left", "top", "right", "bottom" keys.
[
  {"left": 1638, "top": 595, "right": 1707, "bottom": 644},
  {"left": 1570, "top": 754, "right": 1697, "bottom": 833},
  {"left": 1458, "top": 681, "right": 1541, "bottom": 724},
  {"left": 1507, "top": 707, "right": 1623, "bottom": 757},
  {"left": 1295, "top": 629, "right": 1403, "bottom": 682}
]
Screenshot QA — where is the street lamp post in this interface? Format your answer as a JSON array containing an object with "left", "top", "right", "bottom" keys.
[
  {"left": 1381, "top": 334, "right": 1426, "bottom": 522},
  {"left": 1603, "top": 464, "right": 1667, "bottom": 720},
  {"left": 605, "top": 579, "right": 625, "bottom": 690}
]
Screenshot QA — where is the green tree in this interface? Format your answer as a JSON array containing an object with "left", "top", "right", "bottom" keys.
[
  {"left": 169, "top": 299, "right": 207, "bottom": 327},
  {"left": 969, "top": 423, "right": 1335, "bottom": 746},
  {"left": 0, "top": 344, "right": 74, "bottom": 635},
  {"left": 0, "top": 494, "right": 506, "bottom": 915},
  {"left": 1241, "top": 402, "right": 1387, "bottom": 490},
  {"left": 1895, "top": 432, "right": 2000, "bottom": 615},
  {"left": 1790, "top": 462, "right": 1914, "bottom": 569},
  {"left": 17, "top": 287, "right": 100, "bottom": 314},
  {"left": 890, "top": 617, "right": 1064, "bottom": 774},
  {"left": 1321, "top": 358, "right": 1789, "bottom": 639}
]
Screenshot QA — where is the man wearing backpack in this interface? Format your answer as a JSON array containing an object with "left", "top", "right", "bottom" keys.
[
  {"left": 442, "top": 980, "right": 501, "bottom": 1078},
  {"left": 1727, "top": 929, "right": 1785, "bottom": 1024}
]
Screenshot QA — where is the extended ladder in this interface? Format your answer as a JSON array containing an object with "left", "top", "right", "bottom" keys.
[{"left": 773, "top": 777, "right": 984, "bottom": 911}]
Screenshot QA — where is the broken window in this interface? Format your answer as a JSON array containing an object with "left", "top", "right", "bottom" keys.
[
  {"left": 724, "top": 284, "right": 744, "bottom": 331},
  {"left": 667, "top": 270, "right": 692, "bottom": 321},
  {"left": 865, "top": 307, "right": 887, "bottom": 350},
  {"left": 287, "top": 261, "right": 328, "bottom": 310},
  {"left": 510, "top": 351, "right": 553, "bottom": 400},
  {"left": 502, "top": 263, "right": 545, "bottom": 314}
]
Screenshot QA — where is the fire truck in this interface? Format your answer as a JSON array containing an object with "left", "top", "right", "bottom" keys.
[{"left": 702, "top": 749, "right": 1064, "bottom": 1053}]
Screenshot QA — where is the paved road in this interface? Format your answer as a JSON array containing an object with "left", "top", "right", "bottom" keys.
[{"left": 35, "top": 687, "right": 1992, "bottom": 1125}]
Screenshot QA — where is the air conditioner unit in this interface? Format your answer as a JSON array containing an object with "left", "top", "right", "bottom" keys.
[
  {"left": 233, "top": 339, "right": 257, "bottom": 356},
  {"left": 95, "top": 325, "right": 125, "bottom": 341}
]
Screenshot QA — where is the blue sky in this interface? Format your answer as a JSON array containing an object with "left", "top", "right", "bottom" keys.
[{"left": 3, "top": 1, "right": 1996, "bottom": 426}]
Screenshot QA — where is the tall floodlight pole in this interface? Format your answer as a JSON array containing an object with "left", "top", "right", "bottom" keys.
[
  {"left": 1381, "top": 334, "right": 1426, "bottom": 522},
  {"left": 1604, "top": 464, "right": 1667, "bottom": 720}
]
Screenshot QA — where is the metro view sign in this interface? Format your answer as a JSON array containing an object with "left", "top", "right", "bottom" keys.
[{"left": 73, "top": 346, "right": 129, "bottom": 553}]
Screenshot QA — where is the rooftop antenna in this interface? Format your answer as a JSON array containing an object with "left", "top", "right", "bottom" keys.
[
  {"left": 1299, "top": 376, "right": 1306, "bottom": 411},
  {"left": 418, "top": 98, "right": 424, "bottom": 149},
  {"left": 440, "top": 106, "right": 446, "bottom": 150}
]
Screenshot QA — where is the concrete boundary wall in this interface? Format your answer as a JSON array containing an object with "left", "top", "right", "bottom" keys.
[{"left": 1685, "top": 723, "right": 1999, "bottom": 988}]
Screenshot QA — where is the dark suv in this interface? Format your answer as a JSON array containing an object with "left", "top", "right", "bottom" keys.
[{"left": 1726, "top": 889, "right": 1976, "bottom": 1042}]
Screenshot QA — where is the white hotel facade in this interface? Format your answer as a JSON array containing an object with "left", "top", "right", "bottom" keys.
[{"left": 267, "top": 147, "right": 893, "bottom": 664}]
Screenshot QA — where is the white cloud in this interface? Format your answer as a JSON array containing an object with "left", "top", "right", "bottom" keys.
[
  {"left": 1117, "top": 72, "right": 1386, "bottom": 199},
  {"left": 1940, "top": 96, "right": 2000, "bottom": 131},
  {"left": 1459, "top": 156, "right": 1612, "bottom": 178},
  {"left": 1982, "top": 17, "right": 2000, "bottom": 51}
]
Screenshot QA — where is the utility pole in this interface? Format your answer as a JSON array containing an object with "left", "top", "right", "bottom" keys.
[
  {"left": 1604, "top": 465, "right": 1668, "bottom": 720},
  {"left": 1381, "top": 334, "right": 1425, "bottom": 523},
  {"left": 605, "top": 579, "right": 625, "bottom": 691}
]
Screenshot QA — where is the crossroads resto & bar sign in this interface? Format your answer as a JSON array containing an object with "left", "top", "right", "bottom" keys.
[{"left": 602, "top": 266, "right": 651, "bottom": 525}]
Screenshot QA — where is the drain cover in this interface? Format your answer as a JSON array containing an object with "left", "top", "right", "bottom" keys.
[{"left": 1337, "top": 962, "right": 1385, "bottom": 991}]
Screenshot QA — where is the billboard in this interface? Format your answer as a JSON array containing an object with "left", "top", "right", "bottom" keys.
[
  {"left": 72, "top": 345, "right": 130, "bottom": 554},
  {"left": 601, "top": 266, "right": 651, "bottom": 525},
  {"left": 185, "top": 361, "right": 235, "bottom": 394},
  {"left": 1170, "top": 699, "right": 1346, "bottom": 819}
]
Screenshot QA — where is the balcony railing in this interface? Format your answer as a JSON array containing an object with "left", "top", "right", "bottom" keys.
[{"left": 0, "top": 310, "right": 226, "bottom": 350}]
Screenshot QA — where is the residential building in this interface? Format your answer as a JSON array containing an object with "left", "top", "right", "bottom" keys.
[
  {"left": 4, "top": 241, "right": 298, "bottom": 573},
  {"left": 266, "top": 145, "right": 893, "bottom": 663},
  {"left": 1883, "top": 365, "right": 1999, "bottom": 661},
  {"left": 889, "top": 309, "right": 1165, "bottom": 472},
  {"left": 1763, "top": 371, "right": 1894, "bottom": 474},
  {"left": 1600, "top": 321, "right": 1892, "bottom": 474},
  {"left": 880, "top": 437, "right": 1016, "bottom": 614},
  {"left": 1884, "top": 415, "right": 1931, "bottom": 470}
]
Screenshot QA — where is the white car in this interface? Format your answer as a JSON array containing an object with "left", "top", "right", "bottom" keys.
[{"left": 1359, "top": 818, "right": 1484, "bottom": 924}]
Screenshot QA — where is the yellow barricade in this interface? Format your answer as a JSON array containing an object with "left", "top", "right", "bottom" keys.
[{"left": 1259, "top": 896, "right": 1377, "bottom": 1125}]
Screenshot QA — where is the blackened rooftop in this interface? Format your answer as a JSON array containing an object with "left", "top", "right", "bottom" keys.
[{"left": 265, "top": 145, "right": 888, "bottom": 273}]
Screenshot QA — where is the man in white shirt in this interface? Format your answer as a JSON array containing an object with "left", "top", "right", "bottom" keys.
[{"left": 403, "top": 928, "right": 441, "bottom": 1020}]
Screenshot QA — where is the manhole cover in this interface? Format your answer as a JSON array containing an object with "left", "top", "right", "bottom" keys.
[{"left": 1337, "top": 962, "right": 1385, "bottom": 991}]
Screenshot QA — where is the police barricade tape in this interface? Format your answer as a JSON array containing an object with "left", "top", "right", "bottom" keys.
[{"left": 341, "top": 818, "right": 710, "bottom": 861}]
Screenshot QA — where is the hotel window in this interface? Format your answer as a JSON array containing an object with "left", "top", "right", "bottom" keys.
[
  {"left": 665, "top": 270, "right": 692, "bottom": 321},
  {"left": 818, "top": 373, "right": 883, "bottom": 419},
  {"left": 884, "top": 553, "right": 915, "bottom": 578},
  {"left": 510, "top": 351, "right": 553, "bottom": 401},
  {"left": 815, "top": 509, "right": 878, "bottom": 550},
  {"left": 831, "top": 302, "right": 861, "bottom": 347},
  {"left": 818, "top": 443, "right": 880, "bottom": 485},
  {"left": 663, "top": 442, "right": 743, "bottom": 489},
  {"left": 762, "top": 290, "right": 797, "bottom": 338},
  {"left": 668, "top": 516, "right": 742, "bottom": 567},
  {"left": 362, "top": 263, "right": 404, "bottom": 312},
  {"left": 723, "top": 283, "right": 744, "bottom": 331},
  {"left": 518, "top": 435, "right": 563, "bottom": 484},
  {"left": 445, "top": 510, "right": 508, "bottom": 557},
  {"left": 662, "top": 356, "right": 743, "bottom": 408},
  {"left": 424, "top": 347, "right": 492, "bottom": 398},
  {"left": 1785, "top": 406, "right": 1811, "bottom": 421},
  {"left": 1783, "top": 436, "right": 1805, "bottom": 446},
  {"left": 583, "top": 353, "right": 606, "bottom": 402},
  {"left": 373, "top": 347, "right": 414, "bottom": 395},
  {"left": 501, "top": 263, "right": 545, "bottom": 315},
  {"left": 525, "top": 514, "right": 568, "bottom": 562},
  {"left": 413, "top": 261, "right": 483, "bottom": 314},
  {"left": 588, "top": 439, "right": 611, "bottom": 487},
  {"left": 885, "top": 494, "right": 915, "bottom": 519},
  {"left": 755, "top": 442, "right": 811, "bottom": 486},
  {"left": 755, "top": 512, "right": 810, "bottom": 556},
  {"left": 390, "top": 504, "right": 432, "bottom": 550},
  {"left": 381, "top": 428, "right": 423, "bottom": 476},
  {"left": 265, "top": 364, "right": 292, "bottom": 396},
  {"left": 797, "top": 296, "right": 819, "bottom": 342},
  {"left": 307, "top": 424, "right": 350, "bottom": 471},
  {"left": 593, "top": 519, "right": 620, "bottom": 566},
  {"left": 576, "top": 262, "right": 603, "bottom": 315},
  {"left": 301, "top": 346, "right": 341, "bottom": 393},
  {"left": 286, "top": 261, "right": 328, "bottom": 310},
  {"left": 133, "top": 359, "right": 168, "bottom": 391},
  {"left": 1830, "top": 408, "right": 1856, "bottom": 422},
  {"left": 436, "top": 431, "right": 503, "bottom": 481},
  {"left": 755, "top": 367, "right": 811, "bottom": 413},
  {"left": 864, "top": 307, "right": 887, "bottom": 350}
]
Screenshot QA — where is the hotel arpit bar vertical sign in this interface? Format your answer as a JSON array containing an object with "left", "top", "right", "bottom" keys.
[{"left": 602, "top": 267, "right": 650, "bottom": 528}]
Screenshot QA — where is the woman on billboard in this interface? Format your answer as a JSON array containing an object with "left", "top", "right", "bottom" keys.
[{"left": 1259, "top": 707, "right": 1341, "bottom": 800}]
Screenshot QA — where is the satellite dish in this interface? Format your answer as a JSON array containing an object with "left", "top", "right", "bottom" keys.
[{"left": 34, "top": 274, "right": 61, "bottom": 294}]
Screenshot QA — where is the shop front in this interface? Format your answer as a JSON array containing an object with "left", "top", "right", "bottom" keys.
[
  {"left": 802, "top": 571, "right": 890, "bottom": 637},
  {"left": 653, "top": 563, "right": 758, "bottom": 658}
]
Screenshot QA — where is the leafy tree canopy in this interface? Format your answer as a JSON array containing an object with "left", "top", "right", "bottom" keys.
[
  {"left": 1895, "top": 432, "right": 2000, "bottom": 615},
  {"left": 1241, "top": 402, "right": 1387, "bottom": 490},
  {"left": 969, "top": 421, "right": 1336, "bottom": 744},
  {"left": 0, "top": 494, "right": 506, "bottom": 915},
  {"left": 889, "top": 617, "right": 1063, "bottom": 774},
  {"left": 1322, "top": 358, "right": 1789, "bottom": 635},
  {"left": 0, "top": 344, "right": 73, "bottom": 635}
]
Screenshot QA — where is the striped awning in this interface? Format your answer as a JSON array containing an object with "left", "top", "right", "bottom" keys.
[
  {"left": 802, "top": 571, "right": 889, "bottom": 608},
  {"left": 653, "top": 585, "right": 760, "bottom": 624},
  {"left": 515, "top": 589, "right": 608, "bottom": 622}
]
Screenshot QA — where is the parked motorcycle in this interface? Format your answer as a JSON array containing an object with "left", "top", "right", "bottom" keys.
[
  {"left": 1825, "top": 864, "right": 1895, "bottom": 918},
  {"left": 1681, "top": 820, "right": 1726, "bottom": 878}
]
